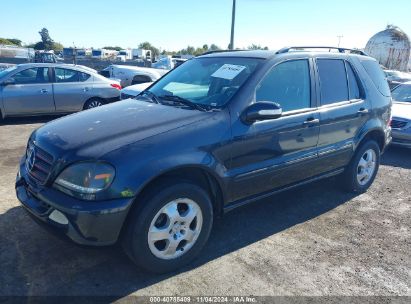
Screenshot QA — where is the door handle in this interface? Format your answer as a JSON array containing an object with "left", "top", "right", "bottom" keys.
[
  {"left": 303, "top": 118, "right": 320, "bottom": 126},
  {"left": 357, "top": 108, "right": 369, "bottom": 115},
  {"left": 83, "top": 87, "right": 90, "bottom": 92},
  {"left": 39, "top": 89, "right": 48, "bottom": 94}
]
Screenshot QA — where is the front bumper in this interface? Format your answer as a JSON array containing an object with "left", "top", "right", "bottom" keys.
[{"left": 15, "top": 161, "right": 133, "bottom": 246}]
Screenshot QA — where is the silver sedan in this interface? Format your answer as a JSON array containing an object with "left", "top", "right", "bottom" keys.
[
  {"left": 0, "top": 63, "right": 121, "bottom": 119},
  {"left": 390, "top": 81, "right": 411, "bottom": 148}
]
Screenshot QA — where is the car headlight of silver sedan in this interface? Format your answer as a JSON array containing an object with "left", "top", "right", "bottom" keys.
[{"left": 53, "top": 162, "right": 115, "bottom": 200}]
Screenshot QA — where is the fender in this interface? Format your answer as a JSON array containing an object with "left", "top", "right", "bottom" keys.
[
  {"left": 353, "top": 116, "right": 386, "bottom": 151},
  {"left": 121, "top": 150, "right": 228, "bottom": 202}
]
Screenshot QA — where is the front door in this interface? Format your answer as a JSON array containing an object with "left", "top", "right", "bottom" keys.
[
  {"left": 228, "top": 59, "right": 320, "bottom": 202},
  {"left": 1, "top": 67, "right": 55, "bottom": 116}
]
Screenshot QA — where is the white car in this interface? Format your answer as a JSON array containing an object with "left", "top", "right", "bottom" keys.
[
  {"left": 120, "top": 82, "right": 153, "bottom": 100},
  {"left": 152, "top": 56, "right": 187, "bottom": 70},
  {"left": 100, "top": 65, "right": 167, "bottom": 88}
]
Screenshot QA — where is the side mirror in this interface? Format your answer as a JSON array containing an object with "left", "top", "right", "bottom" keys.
[
  {"left": 1, "top": 78, "right": 15, "bottom": 86},
  {"left": 242, "top": 101, "right": 282, "bottom": 124}
]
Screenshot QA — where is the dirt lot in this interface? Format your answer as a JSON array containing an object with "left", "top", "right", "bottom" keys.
[{"left": 0, "top": 116, "right": 410, "bottom": 298}]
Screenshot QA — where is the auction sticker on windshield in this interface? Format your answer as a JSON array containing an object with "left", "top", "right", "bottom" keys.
[{"left": 211, "top": 64, "right": 246, "bottom": 80}]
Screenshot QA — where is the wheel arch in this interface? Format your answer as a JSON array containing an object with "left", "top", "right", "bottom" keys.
[
  {"left": 135, "top": 165, "right": 225, "bottom": 216},
  {"left": 354, "top": 118, "right": 387, "bottom": 152},
  {"left": 118, "top": 165, "right": 226, "bottom": 240},
  {"left": 131, "top": 73, "right": 154, "bottom": 85}
]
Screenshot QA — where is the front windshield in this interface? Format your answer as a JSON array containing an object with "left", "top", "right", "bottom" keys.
[
  {"left": 0, "top": 66, "right": 18, "bottom": 79},
  {"left": 391, "top": 84, "right": 411, "bottom": 103},
  {"left": 148, "top": 57, "right": 262, "bottom": 108}
]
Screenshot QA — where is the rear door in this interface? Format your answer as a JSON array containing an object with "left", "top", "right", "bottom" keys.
[
  {"left": 52, "top": 68, "right": 93, "bottom": 112},
  {"left": 315, "top": 58, "right": 369, "bottom": 172},
  {"left": 228, "top": 59, "right": 321, "bottom": 201},
  {"left": 2, "top": 67, "right": 55, "bottom": 115}
]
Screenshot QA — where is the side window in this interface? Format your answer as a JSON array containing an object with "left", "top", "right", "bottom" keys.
[
  {"left": 346, "top": 62, "right": 360, "bottom": 100},
  {"left": 55, "top": 68, "right": 80, "bottom": 83},
  {"left": 359, "top": 59, "right": 390, "bottom": 97},
  {"left": 13, "top": 68, "right": 50, "bottom": 84},
  {"left": 317, "top": 59, "right": 348, "bottom": 105},
  {"left": 79, "top": 72, "right": 91, "bottom": 82},
  {"left": 256, "top": 60, "right": 311, "bottom": 112}
]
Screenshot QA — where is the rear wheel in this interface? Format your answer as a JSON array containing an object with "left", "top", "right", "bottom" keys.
[
  {"left": 341, "top": 140, "right": 380, "bottom": 193},
  {"left": 83, "top": 98, "right": 104, "bottom": 110},
  {"left": 122, "top": 181, "right": 213, "bottom": 273}
]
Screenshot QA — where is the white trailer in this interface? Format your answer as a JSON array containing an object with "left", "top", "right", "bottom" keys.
[
  {"left": 118, "top": 49, "right": 132, "bottom": 60},
  {"left": 92, "top": 49, "right": 118, "bottom": 59},
  {"left": 132, "top": 49, "right": 152, "bottom": 62},
  {"left": 0, "top": 45, "right": 34, "bottom": 61}
]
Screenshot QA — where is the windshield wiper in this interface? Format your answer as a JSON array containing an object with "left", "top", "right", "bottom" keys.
[
  {"left": 159, "top": 95, "right": 209, "bottom": 111},
  {"left": 140, "top": 91, "right": 161, "bottom": 104}
]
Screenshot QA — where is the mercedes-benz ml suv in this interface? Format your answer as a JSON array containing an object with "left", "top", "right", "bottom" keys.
[{"left": 16, "top": 47, "right": 392, "bottom": 273}]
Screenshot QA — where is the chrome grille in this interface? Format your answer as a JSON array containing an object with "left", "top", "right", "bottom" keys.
[
  {"left": 26, "top": 142, "right": 54, "bottom": 185},
  {"left": 391, "top": 119, "right": 408, "bottom": 129}
]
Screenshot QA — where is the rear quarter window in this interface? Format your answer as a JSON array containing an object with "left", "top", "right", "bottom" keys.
[{"left": 359, "top": 59, "right": 390, "bottom": 97}]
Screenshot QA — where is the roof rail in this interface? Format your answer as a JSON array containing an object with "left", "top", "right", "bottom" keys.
[
  {"left": 275, "top": 46, "right": 368, "bottom": 56},
  {"left": 200, "top": 49, "right": 247, "bottom": 56}
]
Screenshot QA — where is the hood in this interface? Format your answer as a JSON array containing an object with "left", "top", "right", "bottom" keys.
[
  {"left": 122, "top": 82, "right": 153, "bottom": 95},
  {"left": 33, "top": 99, "right": 210, "bottom": 160},
  {"left": 392, "top": 102, "right": 411, "bottom": 120}
]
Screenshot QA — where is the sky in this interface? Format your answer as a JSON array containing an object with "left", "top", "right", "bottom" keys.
[{"left": 1, "top": 0, "right": 411, "bottom": 51}]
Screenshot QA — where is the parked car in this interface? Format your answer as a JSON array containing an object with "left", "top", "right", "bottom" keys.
[
  {"left": 152, "top": 56, "right": 187, "bottom": 70},
  {"left": 0, "top": 63, "right": 15, "bottom": 71},
  {"left": 384, "top": 69, "right": 411, "bottom": 89},
  {"left": 16, "top": 47, "right": 391, "bottom": 273},
  {"left": 120, "top": 82, "right": 153, "bottom": 100},
  {"left": 0, "top": 63, "right": 121, "bottom": 119},
  {"left": 390, "top": 82, "right": 411, "bottom": 147},
  {"left": 99, "top": 64, "right": 168, "bottom": 88}
]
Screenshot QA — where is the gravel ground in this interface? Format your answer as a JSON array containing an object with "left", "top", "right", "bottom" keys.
[{"left": 0, "top": 116, "right": 410, "bottom": 299}]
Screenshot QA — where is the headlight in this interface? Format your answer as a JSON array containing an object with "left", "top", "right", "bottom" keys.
[{"left": 53, "top": 162, "right": 115, "bottom": 200}]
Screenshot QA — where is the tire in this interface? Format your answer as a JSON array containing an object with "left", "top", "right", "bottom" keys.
[
  {"left": 341, "top": 140, "right": 380, "bottom": 193},
  {"left": 83, "top": 98, "right": 104, "bottom": 110},
  {"left": 122, "top": 180, "right": 213, "bottom": 273}
]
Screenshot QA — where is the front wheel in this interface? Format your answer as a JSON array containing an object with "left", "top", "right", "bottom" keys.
[
  {"left": 83, "top": 98, "right": 104, "bottom": 110},
  {"left": 341, "top": 140, "right": 380, "bottom": 193},
  {"left": 122, "top": 181, "right": 213, "bottom": 273}
]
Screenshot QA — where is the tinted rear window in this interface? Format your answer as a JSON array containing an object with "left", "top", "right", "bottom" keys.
[
  {"left": 317, "top": 59, "right": 349, "bottom": 105},
  {"left": 360, "top": 59, "right": 390, "bottom": 96},
  {"left": 346, "top": 62, "right": 361, "bottom": 99}
]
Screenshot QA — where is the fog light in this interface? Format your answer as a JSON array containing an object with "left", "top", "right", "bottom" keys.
[{"left": 49, "top": 210, "right": 69, "bottom": 225}]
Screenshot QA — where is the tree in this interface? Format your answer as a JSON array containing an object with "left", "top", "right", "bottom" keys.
[
  {"left": 103, "top": 46, "right": 123, "bottom": 51},
  {"left": 247, "top": 44, "right": 269, "bottom": 50},
  {"left": 209, "top": 44, "right": 221, "bottom": 51},
  {"left": 38, "top": 28, "right": 54, "bottom": 50},
  {"left": 53, "top": 42, "right": 64, "bottom": 51},
  {"left": 7, "top": 38, "right": 22, "bottom": 46},
  {"left": 138, "top": 41, "right": 160, "bottom": 58},
  {"left": 0, "top": 38, "right": 14, "bottom": 45}
]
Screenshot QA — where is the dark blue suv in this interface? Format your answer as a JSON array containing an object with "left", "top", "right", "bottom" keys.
[{"left": 16, "top": 47, "right": 392, "bottom": 273}]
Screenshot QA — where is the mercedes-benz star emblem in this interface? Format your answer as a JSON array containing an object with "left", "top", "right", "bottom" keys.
[{"left": 25, "top": 146, "right": 36, "bottom": 172}]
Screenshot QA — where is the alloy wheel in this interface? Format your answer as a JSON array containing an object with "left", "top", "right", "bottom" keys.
[
  {"left": 147, "top": 198, "right": 203, "bottom": 260},
  {"left": 87, "top": 100, "right": 103, "bottom": 109},
  {"left": 356, "top": 148, "right": 377, "bottom": 186}
]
